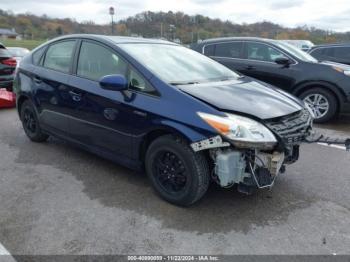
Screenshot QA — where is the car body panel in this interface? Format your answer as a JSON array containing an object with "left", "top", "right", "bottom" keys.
[
  {"left": 178, "top": 77, "right": 303, "bottom": 119},
  {"left": 192, "top": 37, "right": 350, "bottom": 114},
  {"left": 309, "top": 44, "right": 350, "bottom": 65},
  {"left": 15, "top": 35, "right": 309, "bottom": 170}
]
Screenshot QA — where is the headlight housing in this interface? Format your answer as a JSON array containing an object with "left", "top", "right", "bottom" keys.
[
  {"left": 303, "top": 101, "right": 315, "bottom": 119},
  {"left": 198, "top": 112, "right": 277, "bottom": 149}
]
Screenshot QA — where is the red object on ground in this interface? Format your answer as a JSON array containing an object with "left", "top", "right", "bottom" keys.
[{"left": 0, "top": 88, "right": 16, "bottom": 108}]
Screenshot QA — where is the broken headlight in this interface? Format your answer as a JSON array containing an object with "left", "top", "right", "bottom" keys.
[
  {"left": 303, "top": 101, "right": 316, "bottom": 119},
  {"left": 198, "top": 112, "right": 277, "bottom": 149}
]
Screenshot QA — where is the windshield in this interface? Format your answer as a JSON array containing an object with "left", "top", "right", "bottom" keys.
[
  {"left": 119, "top": 43, "right": 240, "bottom": 84},
  {"left": 274, "top": 41, "right": 318, "bottom": 63},
  {"left": 8, "top": 48, "right": 30, "bottom": 57}
]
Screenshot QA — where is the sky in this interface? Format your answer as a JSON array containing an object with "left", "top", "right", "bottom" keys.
[{"left": 2, "top": 0, "right": 350, "bottom": 32}]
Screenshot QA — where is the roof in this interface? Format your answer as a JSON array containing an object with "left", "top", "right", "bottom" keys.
[
  {"left": 312, "top": 43, "right": 350, "bottom": 49},
  {"left": 198, "top": 37, "right": 273, "bottom": 45},
  {"left": 0, "top": 28, "right": 18, "bottom": 36},
  {"left": 102, "top": 35, "right": 175, "bottom": 45},
  {"left": 53, "top": 34, "right": 177, "bottom": 45}
]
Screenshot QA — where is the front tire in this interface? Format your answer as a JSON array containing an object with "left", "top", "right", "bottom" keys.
[
  {"left": 145, "top": 135, "right": 210, "bottom": 206},
  {"left": 20, "top": 100, "right": 49, "bottom": 142},
  {"left": 300, "top": 88, "right": 338, "bottom": 123}
]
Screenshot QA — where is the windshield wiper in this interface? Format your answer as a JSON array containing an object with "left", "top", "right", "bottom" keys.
[{"left": 169, "top": 81, "right": 200, "bottom": 86}]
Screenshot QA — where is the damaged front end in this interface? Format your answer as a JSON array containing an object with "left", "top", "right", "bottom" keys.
[{"left": 192, "top": 108, "right": 349, "bottom": 194}]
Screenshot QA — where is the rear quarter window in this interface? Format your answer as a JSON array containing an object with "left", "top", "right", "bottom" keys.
[
  {"left": 32, "top": 47, "right": 46, "bottom": 66},
  {"left": 43, "top": 40, "right": 76, "bottom": 73}
]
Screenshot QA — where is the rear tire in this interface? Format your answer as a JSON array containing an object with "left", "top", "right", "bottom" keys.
[
  {"left": 145, "top": 135, "right": 210, "bottom": 206},
  {"left": 300, "top": 87, "right": 338, "bottom": 123},
  {"left": 20, "top": 100, "right": 49, "bottom": 142}
]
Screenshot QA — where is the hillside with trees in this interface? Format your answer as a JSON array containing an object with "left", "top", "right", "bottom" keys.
[{"left": 1, "top": 9, "right": 350, "bottom": 44}]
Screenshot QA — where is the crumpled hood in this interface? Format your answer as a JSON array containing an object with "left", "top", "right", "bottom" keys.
[{"left": 178, "top": 77, "right": 304, "bottom": 120}]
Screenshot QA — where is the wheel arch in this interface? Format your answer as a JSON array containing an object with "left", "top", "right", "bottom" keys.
[
  {"left": 292, "top": 81, "right": 345, "bottom": 112},
  {"left": 16, "top": 94, "right": 30, "bottom": 117},
  {"left": 138, "top": 120, "right": 210, "bottom": 163}
]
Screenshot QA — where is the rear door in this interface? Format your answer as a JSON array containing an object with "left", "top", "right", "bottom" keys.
[
  {"left": 32, "top": 40, "right": 77, "bottom": 135},
  {"left": 205, "top": 41, "right": 247, "bottom": 73}
]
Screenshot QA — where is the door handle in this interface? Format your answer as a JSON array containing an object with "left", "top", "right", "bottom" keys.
[
  {"left": 69, "top": 90, "right": 82, "bottom": 101},
  {"left": 33, "top": 76, "right": 42, "bottom": 84},
  {"left": 69, "top": 91, "right": 82, "bottom": 97},
  {"left": 246, "top": 65, "right": 255, "bottom": 70}
]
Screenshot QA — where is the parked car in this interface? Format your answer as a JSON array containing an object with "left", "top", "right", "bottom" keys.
[
  {"left": 7, "top": 47, "right": 30, "bottom": 65},
  {"left": 0, "top": 43, "right": 17, "bottom": 90},
  {"left": 192, "top": 37, "right": 350, "bottom": 122},
  {"left": 280, "top": 40, "right": 314, "bottom": 52},
  {"left": 15, "top": 35, "right": 316, "bottom": 206},
  {"left": 309, "top": 44, "right": 350, "bottom": 65}
]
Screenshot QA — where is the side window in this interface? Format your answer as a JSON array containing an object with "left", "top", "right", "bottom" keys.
[
  {"left": 32, "top": 47, "right": 46, "bottom": 66},
  {"left": 247, "top": 42, "right": 287, "bottom": 62},
  {"left": 324, "top": 48, "right": 334, "bottom": 57},
  {"left": 77, "top": 41, "right": 127, "bottom": 81},
  {"left": 204, "top": 45, "right": 215, "bottom": 56},
  {"left": 310, "top": 48, "right": 323, "bottom": 58},
  {"left": 334, "top": 47, "right": 350, "bottom": 59},
  {"left": 129, "top": 69, "right": 157, "bottom": 95},
  {"left": 214, "top": 42, "right": 243, "bottom": 58},
  {"left": 43, "top": 41, "right": 75, "bottom": 73}
]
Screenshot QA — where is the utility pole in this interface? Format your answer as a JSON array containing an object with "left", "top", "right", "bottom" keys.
[
  {"left": 190, "top": 16, "right": 197, "bottom": 44},
  {"left": 169, "top": 24, "right": 176, "bottom": 41},
  {"left": 109, "top": 6, "right": 115, "bottom": 35}
]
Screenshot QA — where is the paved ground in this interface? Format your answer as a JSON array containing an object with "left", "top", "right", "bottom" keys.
[{"left": 0, "top": 108, "right": 350, "bottom": 255}]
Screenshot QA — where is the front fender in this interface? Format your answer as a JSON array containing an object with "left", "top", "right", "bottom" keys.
[
  {"left": 159, "top": 119, "right": 213, "bottom": 143},
  {"left": 134, "top": 119, "right": 215, "bottom": 162}
]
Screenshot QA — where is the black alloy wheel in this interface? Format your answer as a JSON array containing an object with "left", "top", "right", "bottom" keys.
[
  {"left": 145, "top": 135, "right": 210, "bottom": 206},
  {"left": 20, "top": 100, "right": 49, "bottom": 142}
]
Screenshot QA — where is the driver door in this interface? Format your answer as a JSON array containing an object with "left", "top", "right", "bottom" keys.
[
  {"left": 239, "top": 42, "right": 294, "bottom": 90},
  {"left": 65, "top": 40, "right": 134, "bottom": 158}
]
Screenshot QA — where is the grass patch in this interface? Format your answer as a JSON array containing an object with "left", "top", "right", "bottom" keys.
[{"left": 0, "top": 39, "right": 46, "bottom": 50}]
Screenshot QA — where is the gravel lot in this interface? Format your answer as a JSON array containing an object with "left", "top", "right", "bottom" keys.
[{"left": 0, "top": 108, "right": 350, "bottom": 256}]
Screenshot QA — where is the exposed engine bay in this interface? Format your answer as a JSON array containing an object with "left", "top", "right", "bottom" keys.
[{"left": 191, "top": 108, "right": 350, "bottom": 194}]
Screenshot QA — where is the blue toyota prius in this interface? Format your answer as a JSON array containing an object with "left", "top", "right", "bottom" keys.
[{"left": 14, "top": 35, "right": 316, "bottom": 206}]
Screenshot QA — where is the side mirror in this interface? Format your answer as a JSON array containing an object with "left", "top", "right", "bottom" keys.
[
  {"left": 275, "top": 57, "right": 291, "bottom": 66},
  {"left": 99, "top": 75, "right": 128, "bottom": 91}
]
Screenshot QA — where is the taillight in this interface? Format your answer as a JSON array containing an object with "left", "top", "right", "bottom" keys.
[{"left": 1, "top": 58, "right": 17, "bottom": 67}]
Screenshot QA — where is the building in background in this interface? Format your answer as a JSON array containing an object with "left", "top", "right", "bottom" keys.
[{"left": 0, "top": 28, "right": 18, "bottom": 39}]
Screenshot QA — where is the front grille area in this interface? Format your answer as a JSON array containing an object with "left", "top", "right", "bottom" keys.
[{"left": 265, "top": 109, "right": 313, "bottom": 146}]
